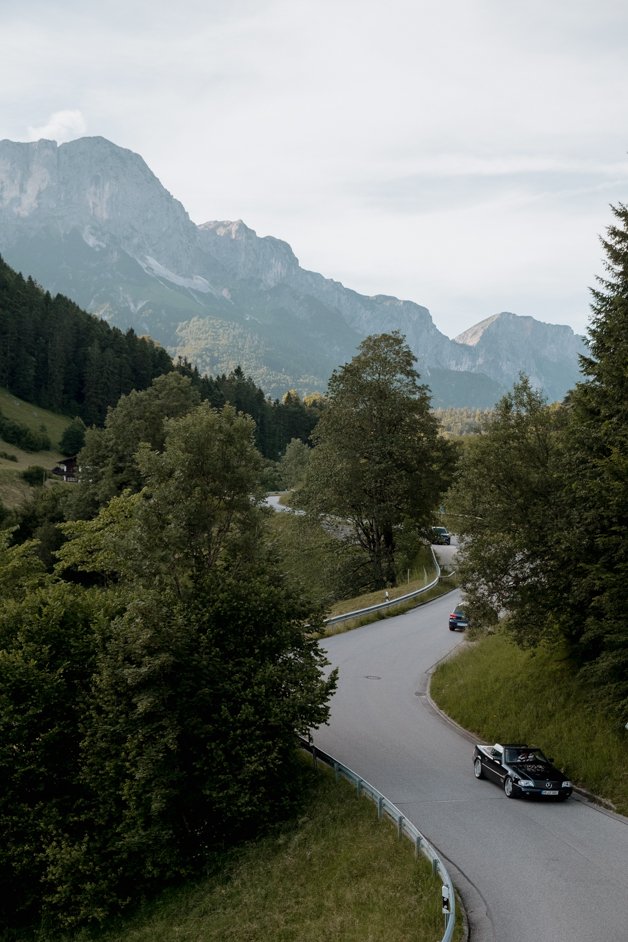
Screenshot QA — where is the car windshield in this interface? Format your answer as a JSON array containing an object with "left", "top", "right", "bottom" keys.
[{"left": 505, "top": 748, "right": 547, "bottom": 764}]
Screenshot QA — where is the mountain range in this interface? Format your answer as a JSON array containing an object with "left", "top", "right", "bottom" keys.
[{"left": 0, "top": 136, "right": 587, "bottom": 406}]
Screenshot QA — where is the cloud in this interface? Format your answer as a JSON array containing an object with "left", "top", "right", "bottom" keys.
[
  {"left": 2, "top": 0, "right": 626, "bottom": 341},
  {"left": 26, "top": 110, "right": 87, "bottom": 143}
]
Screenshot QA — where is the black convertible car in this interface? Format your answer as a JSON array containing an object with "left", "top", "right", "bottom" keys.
[{"left": 473, "top": 743, "right": 573, "bottom": 800}]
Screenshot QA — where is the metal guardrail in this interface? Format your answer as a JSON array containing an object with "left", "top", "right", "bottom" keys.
[
  {"left": 300, "top": 737, "right": 456, "bottom": 942},
  {"left": 324, "top": 547, "right": 442, "bottom": 626}
]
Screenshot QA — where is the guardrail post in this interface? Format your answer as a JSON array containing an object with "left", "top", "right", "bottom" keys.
[
  {"left": 414, "top": 834, "right": 421, "bottom": 858},
  {"left": 357, "top": 778, "right": 362, "bottom": 797},
  {"left": 377, "top": 795, "right": 383, "bottom": 820},
  {"left": 397, "top": 814, "right": 404, "bottom": 840}
]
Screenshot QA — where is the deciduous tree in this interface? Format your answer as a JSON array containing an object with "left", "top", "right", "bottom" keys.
[
  {"left": 449, "top": 204, "right": 628, "bottom": 718},
  {"left": 297, "top": 332, "right": 453, "bottom": 588},
  {"left": 446, "top": 376, "right": 566, "bottom": 642},
  {"left": 43, "top": 402, "right": 336, "bottom": 925}
]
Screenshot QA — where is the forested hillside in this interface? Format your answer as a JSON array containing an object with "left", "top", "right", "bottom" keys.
[
  {"left": 0, "top": 253, "right": 336, "bottom": 931},
  {"left": 0, "top": 255, "right": 173, "bottom": 425},
  {"left": 0, "top": 255, "right": 321, "bottom": 460}
]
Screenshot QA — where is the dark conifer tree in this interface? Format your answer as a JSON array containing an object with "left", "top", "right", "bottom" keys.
[{"left": 554, "top": 203, "right": 628, "bottom": 712}]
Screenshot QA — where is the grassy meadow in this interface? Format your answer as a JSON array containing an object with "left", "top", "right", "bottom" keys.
[
  {"left": 0, "top": 387, "right": 70, "bottom": 451},
  {"left": 0, "top": 388, "right": 70, "bottom": 508}
]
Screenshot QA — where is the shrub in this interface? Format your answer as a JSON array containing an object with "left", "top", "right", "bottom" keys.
[{"left": 21, "top": 466, "right": 48, "bottom": 486}]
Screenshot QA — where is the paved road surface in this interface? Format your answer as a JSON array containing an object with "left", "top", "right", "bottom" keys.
[{"left": 312, "top": 589, "right": 628, "bottom": 942}]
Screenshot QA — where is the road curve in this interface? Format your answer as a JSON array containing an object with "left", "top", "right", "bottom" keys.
[{"left": 312, "top": 589, "right": 628, "bottom": 942}]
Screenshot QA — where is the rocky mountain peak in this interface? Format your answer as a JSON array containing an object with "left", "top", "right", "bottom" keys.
[
  {"left": 0, "top": 136, "right": 587, "bottom": 405},
  {"left": 455, "top": 311, "right": 585, "bottom": 402},
  {"left": 199, "top": 219, "right": 299, "bottom": 288},
  {"left": 454, "top": 313, "right": 502, "bottom": 346},
  {"left": 0, "top": 136, "right": 197, "bottom": 272}
]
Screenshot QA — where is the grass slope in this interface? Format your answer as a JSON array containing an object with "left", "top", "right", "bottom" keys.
[
  {"left": 0, "top": 387, "right": 71, "bottom": 451},
  {"left": 431, "top": 632, "right": 628, "bottom": 816},
  {"left": 0, "top": 388, "right": 70, "bottom": 508},
  {"left": 52, "top": 763, "right": 462, "bottom": 942}
]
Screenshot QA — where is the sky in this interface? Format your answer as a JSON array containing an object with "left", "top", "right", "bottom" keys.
[{"left": 2, "top": 0, "right": 628, "bottom": 339}]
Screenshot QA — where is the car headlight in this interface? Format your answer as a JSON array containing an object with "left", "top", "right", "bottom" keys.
[
  {"left": 562, "top": 781, "right": 572, "bottom": 788},
  {"left": 518, "top": 779, "right": 534, "bottom": 788}
]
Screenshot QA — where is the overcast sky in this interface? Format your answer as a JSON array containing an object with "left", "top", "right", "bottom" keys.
[{"left": 2, "top": 0, "right": 627, "bottom": 338}]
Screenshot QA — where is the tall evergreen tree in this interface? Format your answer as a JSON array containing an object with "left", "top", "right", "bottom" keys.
[{"left": 553, "top": 203, "right": 628, "bottom": 711}]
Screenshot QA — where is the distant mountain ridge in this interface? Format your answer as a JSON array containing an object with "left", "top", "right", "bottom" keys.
[{"left": 0, "top": 136, "right": 586, "bottom": 406}]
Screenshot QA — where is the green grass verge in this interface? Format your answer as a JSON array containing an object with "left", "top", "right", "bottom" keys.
[
  {"left": 431, "top": 632, "right": 628, "bottom": 816},
  {"left": 321, "top": 578, "right": 458, "bottom": 636},
  {"left": 327, "top": 548, "right": 438, "bottom": 616},
  {"left": 321, "top": 545, "right": 458, "bottom": 635},
  {"left": 58, "top": 761, "right": 462, "bottom": 942}
]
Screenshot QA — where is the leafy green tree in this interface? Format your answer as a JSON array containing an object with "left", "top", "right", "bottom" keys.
[
  {"left": 297, "top": 332, "right": 453, "bottom": 588},
  {"left": 44, "top": 570, "right": 333, "bottom": 926},
  {"left": 0, "top": 529, "right": 47, "bottom": 599},
  {"left": 278, "top": 437, "right": 311, "bottom": 489},
  {"left": 21, "top": 465, "right": 48, "bottom": 486},
  {"left": 42, "top": 402, "right": 337, "bottom": 925},
  {"left": 64, "top": 402, "right": 263, "bottom": 590},
  {"left": 446, "top": 376, "right": 566, "bottom": 642},
  {"left": 0, "top": 540, "right": 101, "bottom": 928},
  {"left": 73, "top": 371, "right": 200, "bottom": 516},
  {"left": 10, "top": 484, "right": 74, "bottom": 570},
  {"left": 59, "top": 417, "right": 86, "bottom": 456}
]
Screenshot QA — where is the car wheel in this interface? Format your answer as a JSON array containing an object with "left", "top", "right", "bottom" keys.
[
  {"left": 473, "top": 757, "right": 484, "bottom": 779},
  {"left": 504, "top": 776, "right": 515, "bottom": 798}
]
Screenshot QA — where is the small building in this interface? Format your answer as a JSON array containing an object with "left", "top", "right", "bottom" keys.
[{"left": 52, "top": 456, "right": 78, "bottom": 483}]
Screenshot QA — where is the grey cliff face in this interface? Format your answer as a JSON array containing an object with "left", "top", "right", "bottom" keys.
[
  {"left": 0, "top": 137, "right": 199, "bottom": 273},
  {"left": 455, "top": 313, "right": 586, "bottom": 402},
  {"left": 199, "top": 220, "right": 300, "bottom": 289},
  {"left": 0, "top": 136, "right": 586, "bottom": 405}
]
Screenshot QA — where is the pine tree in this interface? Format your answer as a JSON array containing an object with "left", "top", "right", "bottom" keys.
[{"left": 554, "top": 204, "right": 628, "bottom": 712}]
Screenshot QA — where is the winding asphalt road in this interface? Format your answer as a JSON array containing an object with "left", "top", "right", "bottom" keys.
[{"left": 312, "top": 575, "right": 628, "bottom": 941}]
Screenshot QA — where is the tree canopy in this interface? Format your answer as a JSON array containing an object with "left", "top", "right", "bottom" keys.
[
  {"left": 447, "top": 376, "right": 566, "bottom": 643},
  {"left": 552, "top": 203, "right": 628, "bottom": 707},
  {"left": 0, "top": 402, "right": 336, "bottom": 931},
  {"left": 449, "top": 204, "right": 628, "bottom": 718},
  {"left": 297, "top": 332, "right": 454, "bottom": 588}
]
